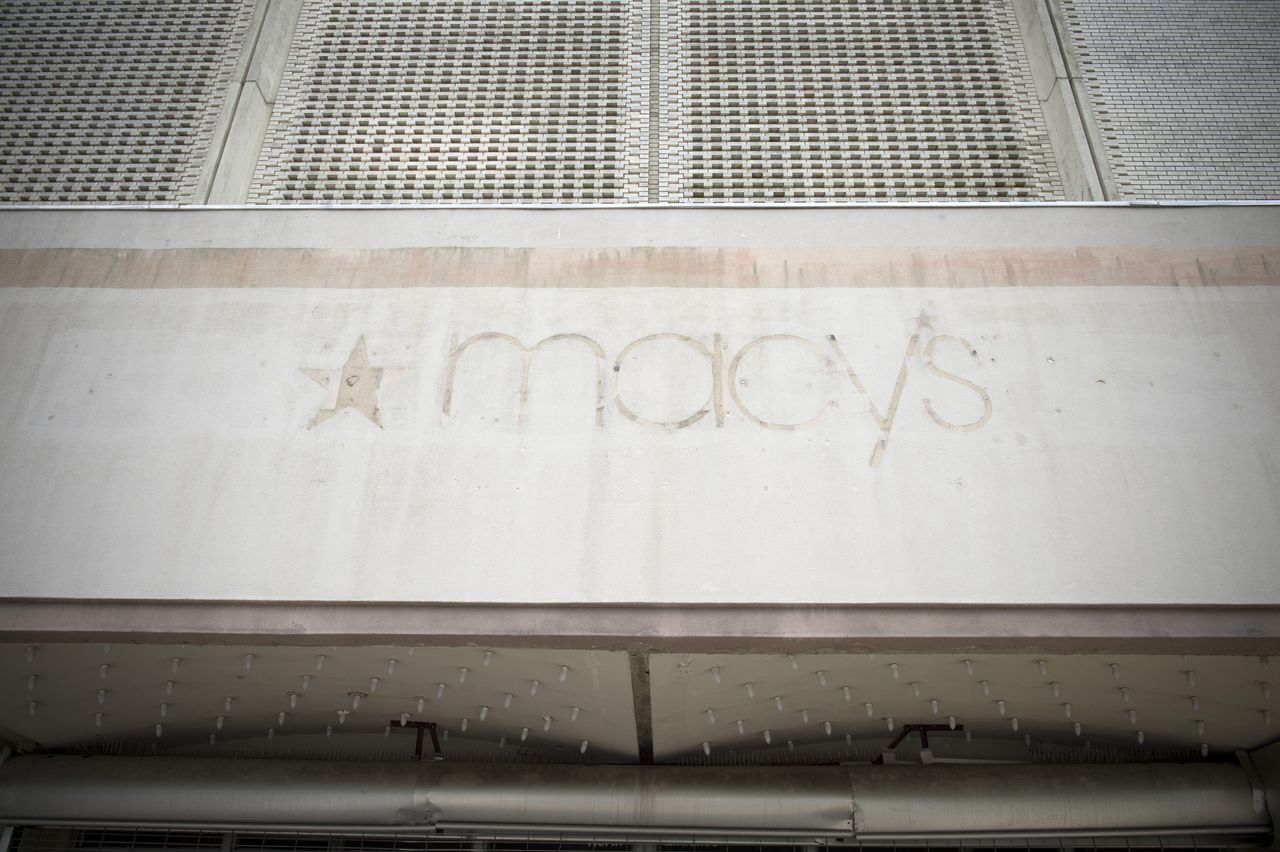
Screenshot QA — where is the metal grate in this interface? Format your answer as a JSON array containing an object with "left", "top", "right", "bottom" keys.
[{"left": 0, "top": 0, "right": 254, "bottom": 203}]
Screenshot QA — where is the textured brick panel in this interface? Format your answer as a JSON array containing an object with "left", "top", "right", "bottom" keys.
[
  {"left": 670, "top": 0, "right": 1062, "bottom": 202},
  {"left": 1063, "top": 0, "right": 1280, "bottom": 200},
  {"left": 254, "top": 0, "right": 1060, "bottom": 203},
  {"left": 0, "top": 0, "right": 254, "bottom": 204},
  {"left": 251, "top": 0, "right": 642, "bottom": 203}
]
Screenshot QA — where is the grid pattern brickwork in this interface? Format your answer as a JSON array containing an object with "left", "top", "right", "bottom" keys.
[
  {"left": 252, "top": 0, "right": 1062, "bottom": 203},
  {"left": 0, "top": 0, "right": 255, "bottom": 204},
  {"left": 625, "top": 0, "right": 654, "bottom": 202},
  {"left": 671, "top": 0, "right": 1063, "bottom": 202},
  {"left": 250, "top": 0, "right": 643, "bottom": 203},
  {"left": 654, "top": 0, "right": 688, "bottom": 202},
  {"left": 1061, "top": 0, "right": 1280, "bottom": 200}
]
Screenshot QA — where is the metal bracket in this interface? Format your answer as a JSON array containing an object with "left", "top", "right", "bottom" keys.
[
  {"left": 872, "top": 723, "right": 964, "bottom": 765},
  {"left": 390, "top": 720, "right": 443, "bottom": 761},
  {"left": 1236, "top": 749, "right": 1270, "bottom": 816}
]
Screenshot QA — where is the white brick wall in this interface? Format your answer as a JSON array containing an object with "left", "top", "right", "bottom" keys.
[
  {"left": 673, "top": 0, "right": 1061, "bottom": 202},
  {"left": 249, "top": 0, "right": 641, "bottom": 203},
  {"left": 0, "top": 0, "right": 255, "bottom": 203},
  {"left": 1062, "top": 0, "right": 1280, "bottom": 200},
  {"left": 250, "top": 0, "right": 1063, "bottom": 203},
  {"left": 23, "top": 0, "right": 1279, "bottom": 203}
]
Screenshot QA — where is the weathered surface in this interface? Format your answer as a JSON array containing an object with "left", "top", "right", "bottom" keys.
[{"left": 0, "top": 207, "right": 1276, "bottom": 608}]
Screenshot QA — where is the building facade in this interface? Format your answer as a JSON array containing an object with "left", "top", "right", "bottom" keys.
[{"left": 2, "top": 0, "right": 1280, "bottom": 848}]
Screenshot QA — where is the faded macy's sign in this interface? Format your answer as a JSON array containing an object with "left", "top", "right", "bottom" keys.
[{"left": 305, "top": 311, "right": 991, "bottom": 467}]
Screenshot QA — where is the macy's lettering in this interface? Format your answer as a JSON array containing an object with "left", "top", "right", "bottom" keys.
[{"left": 442, "top": 312, "right": 991, "bottom": 467}]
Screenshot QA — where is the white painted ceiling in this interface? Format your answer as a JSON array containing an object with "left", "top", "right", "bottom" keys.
[
  {"left": 1, "top": 643, "right": 638, "bottom": 761},
  {"left": 652, "top": 651, "right": 1276, "bottom": 760},
  {"left": 3, "top": 643, "right": 1275, "bottom": 763}
]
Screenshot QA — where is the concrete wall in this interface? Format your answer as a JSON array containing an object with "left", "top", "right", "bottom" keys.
[{"left": 0, "top": 207, "right": 1277, "bottom": 607}]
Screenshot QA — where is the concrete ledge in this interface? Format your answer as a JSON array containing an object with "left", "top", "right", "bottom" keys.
[
  {"left": 2, "top": 600, "right": 1278, "bottom": 654},
  {"left": 2, "top": 205, "right": 1279, "bottom": 251},
  {"left": 1, "top": 206, "right": 1276, "bottom": 290},
  {"left": 3, "top": 244, "right": 1276, "bottom": 289}
]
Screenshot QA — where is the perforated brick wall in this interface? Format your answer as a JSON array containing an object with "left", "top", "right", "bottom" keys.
[
  {"left": 670, "top": 0, "right": 1061, "bottom": 202},
  {"left": 250, "top": 0, "right": 643, "bottom": 203},
  {"left": 0, "top": 0, "right": 255, "bottom": 204},
  {"left": 0, "top": 0, "right": 1074, "bottom": 204},
  {"left": 1062, "top": 0, "right": 1280, "bottom": 200},
  {"left": 253, "top": 0, "right": 1062, "bottom": 203}
]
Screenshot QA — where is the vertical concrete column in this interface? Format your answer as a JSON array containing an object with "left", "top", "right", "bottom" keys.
[
  {"left": 203, "top": 0, "right": 305, "bottom": 204},
  {"left": 1012, "top": 0, "right": 1113, "bottom": 200}
]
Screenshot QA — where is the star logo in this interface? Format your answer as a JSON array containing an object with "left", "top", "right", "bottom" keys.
[{"left": 302, "top": 337, "right": 388, "bottom": 429}]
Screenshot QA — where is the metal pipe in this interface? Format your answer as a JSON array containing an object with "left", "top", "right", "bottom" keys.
[
  {"left": 856, "top": 826, "right": 1270, "bottom": 841},
  {"left": 0, "top": 756, "right": 1270, "bottom": 841},
  {"left": 0, "top": 820, "right": 1266, "bottom": 849},
  {"left": 0, "top": 759, "right": 852, "bottom": 833},
  {"left": 0, "top": 820, "right": 844, "bottom": 843},
  {"left": 845, "top": 762, "right": 1267, "bottom": 836},
  {"left": 433, "top": 823, "right": 851, "bottom": 838}
]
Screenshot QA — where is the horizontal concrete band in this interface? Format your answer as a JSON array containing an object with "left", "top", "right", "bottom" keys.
[
  {"left": 2, "top": 600, "right": 1278, "bottom": 653},
  {"left": 4, "top": 207, "right": 1280, "bottom": 250},
  {"left": 2, "top": 245, "right": 1278, "bottom": 289}
]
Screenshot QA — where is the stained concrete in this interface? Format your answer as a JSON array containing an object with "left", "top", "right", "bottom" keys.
[{"left": 0, "top": 207, "right": 1276, "bottom": 616}]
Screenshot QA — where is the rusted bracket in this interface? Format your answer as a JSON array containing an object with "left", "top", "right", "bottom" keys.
[
  {"left": 872, "top": 723, "right": 964, "bottom": 764},
  {"left": 390, "top": 720, "right": 442, "bottom": 761}
]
